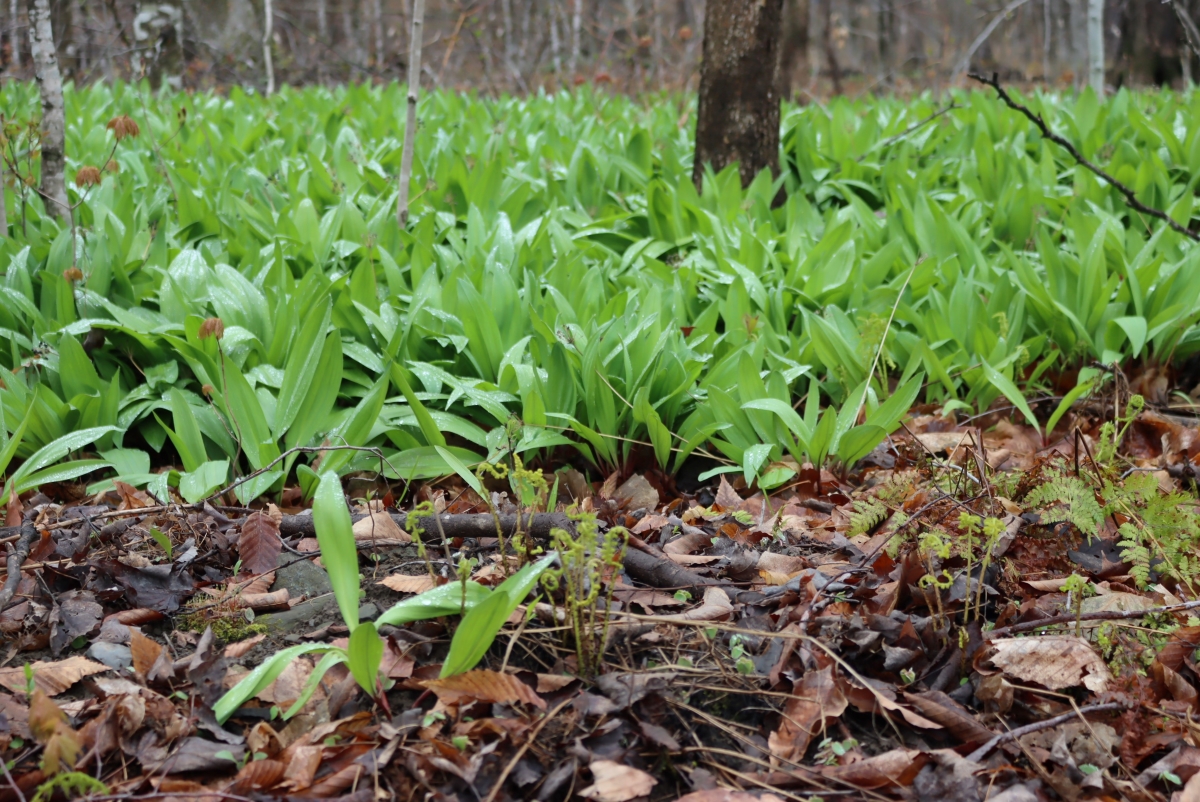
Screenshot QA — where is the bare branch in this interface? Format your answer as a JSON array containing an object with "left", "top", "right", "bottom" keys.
[{"left": 970, "top": 71, "right": 1200, "bottom": 243}]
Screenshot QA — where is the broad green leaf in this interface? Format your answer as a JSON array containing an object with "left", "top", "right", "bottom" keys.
[
  {"left": 980, "top": 359, "right": 1039, "bottom": 431},
  {"left": 313, "top": 470, "right": 361, "bottom": 630},
  {"left": 213, "top": 642, "right": 336, "bottom": 724},
  {"left": 347, "top": 622, "right": 383, "bottom": 695}
]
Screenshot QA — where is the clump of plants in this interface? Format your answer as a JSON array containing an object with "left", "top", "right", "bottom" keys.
[{"left": 541, "top": 509, "right": 627, "bottom": 677}]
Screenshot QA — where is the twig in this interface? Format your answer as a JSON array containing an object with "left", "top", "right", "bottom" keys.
[
  {"left": 987, "top": 597, "right": 1200, "bottom": 638},
  {"left": 1167, "top": 0, "right": 1200, "bottom": 62},
  {"left": 969, "top": 71, "right": 1200, "bottom": 243},
  {"left": 482, "top": 696, "right": 573, "bottom": 802},
  {"left": 953, "top": 0, "right": 1033, "bottom": 79},
  {"left": 857, "top": 104, "right": 959, "bottom": 161},
  {"left": 964, "top": 701, "right": 1126, "bottom": 763},
  {"left": 0, "top": 524, "right": 36, "bottom": 611}
]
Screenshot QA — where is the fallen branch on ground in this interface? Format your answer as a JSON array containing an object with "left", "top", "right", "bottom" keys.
[{"left": 0, "top": 525, "right": 36, "bottom": 611}]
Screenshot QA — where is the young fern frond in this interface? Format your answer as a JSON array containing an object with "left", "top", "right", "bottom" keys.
[
  {"left": 1024, "top": 469, "right": 1104, "bottom": 538},
  {"left": 847, "top": 498, "right": 888, "bottom": 538}
]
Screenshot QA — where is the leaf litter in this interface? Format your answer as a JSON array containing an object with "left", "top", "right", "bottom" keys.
[{"left": 8, "top": 397, "right": 1200, "bottom": 799}]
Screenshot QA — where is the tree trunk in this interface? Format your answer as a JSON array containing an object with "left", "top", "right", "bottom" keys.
[
  {"left": 371, "top": 0, "right": 383, "bottom": 67},
  {"left": 25, "top": 0, "right": 67, "bottom": 220},
  {"left": 316, "top": 0, "right": 328, "bottom": 82},
  {"left": 821, "top": 0, "right": 842, "bottom": 94},
  {"left": 569, "top": 0, "right": 581, "bottom": 75},
  {"left": 262, "top": 0, "right": 274, "bottom": 93},
  {"left": 692, "top": 0, "right": 785, "bottom": 190},
  {"left": 550, "top": 0, "right": 562, "bottom": 74},
  {"left": 1086, "top": 0, "right": 1103, "bottom": 93},
  {"left": 396, "top": 0, "right": 424, "bottom": 228},
  {"left": 1043, "top": 0, "right": 1052, "bottom": 80},
  {"left": 877, "top": 0, "right": 893, "bottom": 88},
  {"left": 9, "top": 0, "right": 20, "bottom": 68}
]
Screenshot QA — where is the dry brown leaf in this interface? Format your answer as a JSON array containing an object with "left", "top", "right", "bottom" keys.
[
  {"left": 224, "top": 634, "right": 267, "bottom": 660},
  {"left": 5, "top": 493, "right": 22, "bottom": 528},
  {"left": 714, "top": 475, "right": 743, "bottom": 511},
  {"left": 658, "top": 587, "right": 733, "bottom": 622},
  {"left": 985, "top": 636, "right": 1110, "bottom": 692},
  {"left": 914, "top": 431, "right": 972, "bottom": 457},
  {"left": 239, "top": 512, "right": 282, "bottom": 575},
  {"left": 229, "top": 758, "right": 286, "bottom": 793},
  {"left": 663, "top": 532, "right": 711, "bottom": 555},
  {"left": 239, "top": 590, "right": 291, "bottom": 611},
  {"left": 421, "top": 670, "right": 546, "bottom": 710},
  {"left": 256, "top": 657, "right": 315, "bottom": 707},
  {"left": 665, "top": 553, "right": 721, "bottom": 565},
  {"left": 351, "top": 510, "right": 411, "bottom": 546},
  {"left": 820, "top": 747, "right": 926, "bottom": 788},
  {"left": 129, "top": 630, "right": 172, "bottom": 682},
  {"left": 1182, "top": 771, "right": 1200, "bottom": 802},
  {"left": 768, "top": 666, "right": 848, "bottom": 764},
  {"left": 0, "top": 656, "right": 109, "bottom": 696},
  {"left": 580, "top": 759, "right": 657, "bottom": 802},
  {"left": 536, "top": 674, "right": 577, "bottom": 693},
  {"left": 29, "top": 689, "right": 80, "bottom": 775},
  {"left": 757, "top": 552, "right": 806, "bottom": 575},
  {"left": 281, "top": 744, "right": 323, "bottom": 791},
  {"left": 377, "top": 574, "right": 436, "bottom": 594}
]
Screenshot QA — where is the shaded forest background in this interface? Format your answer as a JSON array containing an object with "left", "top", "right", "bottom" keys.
[{"left": 0, "top": 0, "right": 1197, "bottom": 96}]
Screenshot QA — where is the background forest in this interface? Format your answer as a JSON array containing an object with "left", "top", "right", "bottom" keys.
[{"left": 1, "top": 0, "right": 1197, "bottom": 96}]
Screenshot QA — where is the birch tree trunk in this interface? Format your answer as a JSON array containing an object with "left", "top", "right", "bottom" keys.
[
  {"left": 262, "top": 0, "right": 275, "bottom": 94},
  {"left": 25, "top": 0, "right": 67, "bottom": 220},
  {"left": 550, "top": 0, "right": 562, "bottom": 74},
  {"left": 569, "top": 0, "right": 581, "bottom": 75},
  {"left": 693, "top": 0, "right": 785, "bottom": 189},
  {"left": 396, "top": 0, "right": 424, "bottom": 228},
  {"left": 1086, "top": 0, "right": 1103, "bottom": 94},
  {"left": 9, "top": 0, "right": 19, "bottom": 68},
  {"left": 877, "top": 0, "right": 893, "bottom": 88},
  {"left": 316, "top": 0, "right": 328, "bottom": 82}
]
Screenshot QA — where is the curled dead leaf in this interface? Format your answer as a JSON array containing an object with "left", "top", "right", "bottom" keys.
[
  {"left": 580, "top": 759, "right": 657, "bottom": 802},
  {"left": 351, "top": 510, "right": 411, "bottom": 546},
  {"left": 377, "top": 573, "right": 436, "bottom": 594},
  {"left": 0, "top": 656, "right": 109, "bottom": 696},
  {"left": 421, "top": 670, "right": 545, "bottom": 710},
  {"left": 982, "top": 636, "right": 1110, "bottom": 692}
]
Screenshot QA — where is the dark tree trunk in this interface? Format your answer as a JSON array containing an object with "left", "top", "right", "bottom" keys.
[{"left": 692, "top": 0, "right": 784, "bottom": 190}]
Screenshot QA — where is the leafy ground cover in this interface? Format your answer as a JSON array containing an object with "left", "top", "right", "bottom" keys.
[{"left": 5, "top": 81, "right": 1200, "bottom": 800}]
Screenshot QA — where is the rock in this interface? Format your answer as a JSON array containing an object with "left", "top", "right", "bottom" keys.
[
  {"left": 272, "top": 555, "right": 333, "bottom": 600},
  {"left": 359, "top": 603, "right": 378, "bottom": 621},
  {"left": 87, "top": 642, "right": 133, "bottom": 670},
  {"left": 260, "top": 593, "right": 339, "bottom": 632}
]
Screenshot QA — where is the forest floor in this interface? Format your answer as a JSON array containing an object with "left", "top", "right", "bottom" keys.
[{"left": 4, "top": 380, "right": 1200, "bottom": 802}]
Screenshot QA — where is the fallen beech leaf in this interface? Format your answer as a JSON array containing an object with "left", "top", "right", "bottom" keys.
[
  {"left": 914, "top": 431, "right": 971, "bottom": 458},
  {"left": 351, "top": 511, "right": 410, "bottom": 546},
  {"left": 659, "top": 587, "right": 732, "bottom": 622},
  {"left": 104, "top": 608, "right": 163, "bottom": 626},
  {"left": 422, "top": 670, "right": 545, "bottom": 710},
  {"left": 580, "top": 759, "right": 657, "bottom": 802},
  {"left": 714, "top": 475, "right": 743, "bottom": 511},
  {"left": 537, "top": 674, "right": 577, "bottom": 693},
  {"left": 239, "top": 511, "right": 282, "bottom": 575},
  {"left": 281, "top": 744, "right": 323, "bottom": 791},
  {"left": 757, "top": 552, "right": 807, "bottom": 575},
  {"left": 820, "top": 747, "right": 926, "bottom": 788},
  {"left": 377, "top": 573, "right": 436, "bottom": 594},
  {"left": 903, "top": 691, "right": 994, "bottom": 745},
  {"left": 29, "top": 690, "right": 80, "bottom": 775},
  {"left": 0, "top": 656, "right": 108, "bottom": 696},
  {"left": 224, "top": 633, "right": 267, "bottom": 660},
  {"left": 48, "top": 589, "right": 101, "bottom": 656},
  {"left": 130, "top": 630, "right": 173, "bottom": 682},
  {"left": 230, "top": 758, "right": 286, "bottom": 793},
  {"left": 985, "top": 636, "right": 1110, "bottom": 692},
  {"left": 663, "top": 532, "right": 712, "bottom": 555},
  {"left": 768, "top": 666, "right": 847, "bottom": 764}
]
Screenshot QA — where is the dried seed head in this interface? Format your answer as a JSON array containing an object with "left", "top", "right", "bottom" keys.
[
  {"left": 198, "top": 317, "right": 225, "bottom": 340},
  {"left": 62, "top": 267, "right": 83, "bottom": 282},
  {"left": 105, "top": 159, "right": 120, "bottom": 173},
  {"left": 106, "top": 115, "right": 141, "bottom": 142},
  {"left": 637, "top": 35, "right": 653, "bottom": 49},
  {"left": 678, "top": 26, "right": 693, "bottom": 41},
  {"left": 74, "top": 166, "right": 102, "bottom": 187},
  {"left": 201, "top": 384, "right": 214, "bottom": 397}
]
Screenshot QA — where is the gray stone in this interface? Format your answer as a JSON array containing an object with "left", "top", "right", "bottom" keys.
[
  {"left": 259, "top": 593, "right": 339, "bottom": 632},
  {"left": 359, "top": 603, "right": 379, "bottom": 621},
  {"left": 87, "top": 642, "right": 133, "bottom": 670},
  {"left": 272, "top": 555, "right": 333, "bottom": 600}
]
